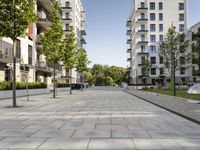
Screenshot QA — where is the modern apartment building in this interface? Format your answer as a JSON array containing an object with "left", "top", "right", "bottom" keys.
[
  {"left": 0, "top": 0, "right": 86, "bottom": 85},
  {"left": 126, "top": 0, "right": 189, "bottom": 85},
  {"left": 188, "top": 22, "right": 200, "bottom": 83}
]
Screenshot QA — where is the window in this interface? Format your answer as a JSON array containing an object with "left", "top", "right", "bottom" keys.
[
  {"left": 159, "top": 35, "right": 164, "bottom": 42},
  {"left": 141, "top": 68, "right": 146, "bottom": 75},
  {"left": 159, "top": 24, "right": 163, "bottom": 31},
  {"left": 150, "top": 13, "right": 156, "bottom": 21},
  {"left": 141, "top": 2, "right": 145, "bottom": 8},
  {"left": 150, "top": 35, "right": 156, "bottom": 42},
  {"left": 150, "top": 57, "right": 156, "bottom": 64},
  {"left": 66, "top": 2, "right": 70, "bottom": 7},
  {"left": 141, "top": 35, "right": 145, "bottom": 41},
  {"left": 141, "top": 46, "right": 145, "bottom": 52},
  {"left": 28, "top": 45, "right": 32, "bottom": 65},
  {"left": 150, "top": 46, "right": 156, "bottom": 53},
  {"left": 160, "top": 56, "right": 164, "bottom": 64},
  {"left": 179, "top": 14, "right": 184, "bottom": 21},
  {"left": 179, "top": 3, "right": 184, "bottom": 10},
  {"left": 141, "top": 56, "right": 146, "bottom": 64},
  {"left": 159, "top": 13, "right": 163, "bottom": 21},
  {"left": 150, "top": 24, "right": 156, "bottom": 32},
  {"left": 180, "top": 57, "right": 185, "bottom": 65},
  {"left": 179, "top": 24, "right": 184, "bottom": 32},
  {"left": 160, "top": 68, "right": 164, "bottom": 75},
  {"left": 65, "top": 13, "right": 70, "bottom": 19},
  {"left": 159, "top": 2, "right": 163, "bottom": 10},
  {"left": 151, "top": 68, "right": 156, "bottom": 75},
  {"left": 180, "top": 67, "right": 185, "bottom": 75},
  {"left": 141, "top": 13, "right": 145, "bottom": 19},
  {"left": 150, "top": 2, "right": 155, "bottom": 10},
  {"left": 141, "top": 24, "right": 145, "bottom": 30}
]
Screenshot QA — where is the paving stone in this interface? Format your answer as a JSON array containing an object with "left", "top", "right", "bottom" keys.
[
  {"left": 72, "top": 130, "right": 111, "bottom": 138},
  {"left": 38, "top": 138, "right": 90, "bottom": 149},
  {"left": 95, "top": 124, "right": 128, "bottom": 130},
  {"left": 88, "top": 138, "right": 136, "bottom": 149},
  {"left": 0, "top": 129, "right": 37, "bottom": 137}
]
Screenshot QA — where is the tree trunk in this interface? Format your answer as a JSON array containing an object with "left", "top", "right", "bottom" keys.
[
  {"left": 81, "top": 72, "right": 83, "bottom": 92},
  {"left": 53, "top": 61, "right": 56, "bottom": 98},
  {"left": 172, "top": 51, "right": 176, "bottom": 96},
  {"left": 70, "top": 69, "right": 72, "bottom": 94},
  {"left": 12, "top": 40, "right": 17, "bottom": 107}
]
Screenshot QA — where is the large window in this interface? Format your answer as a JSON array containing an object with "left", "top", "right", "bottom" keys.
[
  {"left": 159, "top": 24, "right": 163, "bottom": 32},
  {"left": 179, "top": 24, "right": 184, "bottom": 32},
  {"left": 159, "top": 35, "right": 164, "bottom": 42},
  {"left": 140, "top": 2, "right": 145, "bottom": 8},
  {"left": 151, "top": 68, "right": 156, "bottom": 75},
  {"left": 141, "top": 24, "right": 145, "bottom": 30},
  {"left": 160, "top": 68, "right": 164, "bottom": 75},
  {"left": 141, "top": 46, "right": 145, "bottom": 52},
  {"left": 150, "top": 2, "right": 155, "bottom": 10},
  {"left": 179, "top": 14, "right": 184, "bottom": 21},
  {"left": 150, "top": 13, "right": 156, "bottom": 21},
  {"left": 160, "top": 56, "right": 164, "bottom": 64},
  {"left": 141, "top": 13, "right": 145, "bottom": 19},
  {"left": 150, "top": 46, "right": 156, "bottom": 53},
  {"left": 159, "top": 13, "right": 163, "bottom": 21},
  {"left": 150, "top": 35, "right": 156, "bottom": 42},
  {"left": 141, "top": 35, "right": 146, "bottom": 41},
  {"left": 28, "top": 45, "right": 32, "bottom": 65},
  {"left": 180, "top": 67, "right": 185, "bottom": 75},
  {"left": 159, "top": 2, "right": 163, "bottom": 10},
  {"left": 150, "top": 24, "right": 156, "bottom": 32},
  {"left": 150, "top": 57, "right": 156, "bottom": 64},
  {"left": 179, "top": 3, "right": 184, "bottom": 10}
]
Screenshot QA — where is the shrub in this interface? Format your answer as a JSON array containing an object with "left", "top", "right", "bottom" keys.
[{"left": 0, "top": 81, "right": 47, "bottom": 91}]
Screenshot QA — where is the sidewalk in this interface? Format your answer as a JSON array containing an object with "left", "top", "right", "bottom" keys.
[
  {"left": 0, "top": 88, "right": 199, "bottom": 149},
  {"left": 125, "top": 89, "right": 200, "bottom": 124}
]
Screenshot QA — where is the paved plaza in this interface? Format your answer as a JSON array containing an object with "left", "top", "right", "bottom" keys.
[{"left": 0, "top": 87, "right": 199, "bottom": 149}]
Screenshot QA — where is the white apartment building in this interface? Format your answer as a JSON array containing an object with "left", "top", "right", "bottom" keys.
[
  {"left": 127, "top": 0, "right": 189, "bottom": 85},
  {"left": 59, "top": 0, "right": 86, "bottom": 83},
  {"left": 187, "top": 22, "right": 200, "bottom": 83}
]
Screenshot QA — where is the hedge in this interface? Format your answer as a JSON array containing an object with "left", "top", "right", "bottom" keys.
[
  {"left": 0, "top": 81, "right": 47, "bottom": 91},
  {"left": 57, "top": 83, "right": 70, "bottom": 88}
]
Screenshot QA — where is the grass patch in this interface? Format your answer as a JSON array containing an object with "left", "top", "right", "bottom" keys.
[{"left": 143, "top": 88, "right": 200, "bottom": 101}]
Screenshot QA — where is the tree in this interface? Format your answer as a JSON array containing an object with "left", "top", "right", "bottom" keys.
[
  {"left": 141, "top": 57, "right": 152, "bottom": 88},
  {"left": 0, "top": 0, "right": 37, "bottom": 107},
  {"left": 76, "top": 48, "right": 88, "bottom": 91},
  {"left": 160, "top": 25, "right": 191, "bottom": 96},
  {"left": 192, "top": 27, "right": 200, "bottom": 76},
  {"left": 40, "top": 0, "right": 63, "bottom": 98},
  {"left": 61, "top": 29, "right": 78, "bottom": 94},
  {"left": 84, "top": 71, "right": 94, "bottom": 86}
]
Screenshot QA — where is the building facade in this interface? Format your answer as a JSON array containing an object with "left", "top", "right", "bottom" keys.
[
  {"left": 127, "top": 0, "right": 189, "bottom": 85},
  {"left": 0, "top": 0, "right": 86, "bottom": 85},
  {"left": 187, "top": 22, "right": 200, "bottom": 83}
]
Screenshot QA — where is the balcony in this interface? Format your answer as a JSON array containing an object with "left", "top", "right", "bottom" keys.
[
  {"left": 81, "top": 30, "right": 87, "bottom": 36},
  {"left": 127, "top": 39, "right": 132, "bottom": 45},
  {"left": 137, "top": 29, "right": 148, "bottom": 33},
  {"left": 36, "top": 61, "right": 53, "bottom": 73},
  {"left": 136, "top": 5, "right": 148, "bottom": 12},
  {"left": 137, "top": 18, "right": 148, "bottom": 22},
  {"left": 193, "top": 70, "right": 200, "bottom": 76},
  {"left": 127, "top": 58, "right": 132, "bottom": 62},
  {"left": 37, "top": 18, "right": 51, "bottom": 31},
  {"left": 137, "top": 41, "right": 148, "bottom": 45},
  {"left": 81, "top": 38, "right": 86, "bottom": 45},
  {"left": 0, "top": 51, "right": 12, "bottom": 64},
  {"left": 126, "top": 20, "right": 132, "bottom": 27},
  {"left": 126, "top": 30, "right": 132, "bottom": 36},
  {"left": 127, "top": 49, "right": 132, "bottom": 53},
  {"left": 62, "top": 18, "right": 72, "bottom": 24},
  {"left": 37, "top": 0, "right": 53, "bottom": 14},
  {"left": 138, "top": 51, "right": 149, "bottom": 55},
  {"left": 61, "top": 6, "right": 72, "bottom": 12}
]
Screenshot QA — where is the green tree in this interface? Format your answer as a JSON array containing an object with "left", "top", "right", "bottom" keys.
[
  {"left": 141, "top": 57, "right": 152, "bottom": 88},
  {"left": 61, "top": 29, "right": 78, "bottom": 94},
  {"left": 105, "top": 76, "right": 115, "bottom": 86},
  {"left": 160, "top": 25, "right": 191, "bottom": 96},
  {"left": 84, "top": 71, "right": 94, "bottom": 86},
  {"left": 192, "top": 27, "right": 200, "bottom": 76},
  {"left": 76, "top": 48, "right": 88, "bottom": 91},
  {"left": 40, "top": 0, "right": 63, "bottom": 98},
  {"left": 0, "top": 0, "right": 37, "bottom": 107}
]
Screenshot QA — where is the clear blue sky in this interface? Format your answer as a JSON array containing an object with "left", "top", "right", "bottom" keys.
[{"left": 83, "top": 0, "right": 200, "bottom": 68}]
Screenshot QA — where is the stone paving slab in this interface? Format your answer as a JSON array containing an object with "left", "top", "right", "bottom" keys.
[{"left": 0, "top": 88, "right": 199, "bottom": 149}]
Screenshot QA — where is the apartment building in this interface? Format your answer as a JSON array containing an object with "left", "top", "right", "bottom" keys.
[
  {"left": 127, "top": 0, "right": 188, "bottom": 85},
  {"left": 59, "top": 0, "right": 86, "bottom": 83},
  {"left": 188, "top": 22, "right": 200, "bottom": 83}
]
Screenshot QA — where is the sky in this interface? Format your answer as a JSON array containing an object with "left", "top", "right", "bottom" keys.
[{"left": 83, "top": 0, "right": 200, "bottom": 68}]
